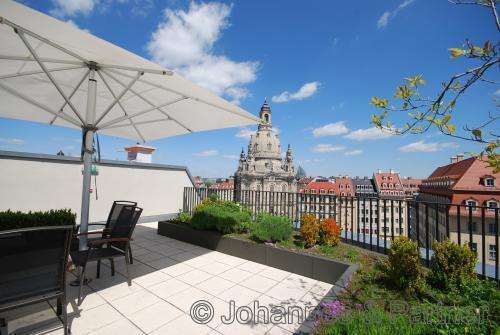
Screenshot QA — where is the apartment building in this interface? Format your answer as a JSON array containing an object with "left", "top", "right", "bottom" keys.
[{"left": 417, "top": 155, "right": 499, "bottom": 266}]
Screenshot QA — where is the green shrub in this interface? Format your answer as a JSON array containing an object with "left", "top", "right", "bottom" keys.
[
  {"left": 0, "top": 209, "right": 76, "bottom": 231},
  {"left": 250, "top": 213, "right": 293, "bottom": 243},
  {"left": 317, "top": 308, "right": 431, "bottom": 335},
  {"left": 191, "top": 199, "right": 251, "bottom": 234},
  {"left": 178, "top": 211, "right": 191, "bottom": 223},
  {"left": 429, "top": 239, "right": 477, "bottom": 292},
  {"left": 383, "top": 236, "right": 424, "bottom": 295},
  {"left": 300, "top": 214, "right": 320, "bottom": 247}
]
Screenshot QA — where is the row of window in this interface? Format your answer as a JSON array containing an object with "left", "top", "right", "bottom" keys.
[
  {"left": 465, "top": 199, "right": 498, "bottom": 211},
  {"left": 469, "top": 243, "right": 498, "bottom": 261},
  {"left": 359, "top": 227, "right": 404, "bottom": 235}
]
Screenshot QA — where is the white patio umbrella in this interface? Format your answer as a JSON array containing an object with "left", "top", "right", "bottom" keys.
[{"left": 0, "top": 0, "right": 259, "bottom": 249}]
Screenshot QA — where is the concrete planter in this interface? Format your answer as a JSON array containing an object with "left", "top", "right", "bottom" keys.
[{"left": 157, "top": 221, "right": 356, "bottom": 285}]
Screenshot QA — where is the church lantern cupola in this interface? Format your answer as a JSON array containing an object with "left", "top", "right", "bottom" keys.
[{"left": 259, "top": 98, "right": 272, "bottom": 126}]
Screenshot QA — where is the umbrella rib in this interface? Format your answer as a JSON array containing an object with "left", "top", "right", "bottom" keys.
[
  {"left": 17, "top": 31, "right": 85, "bottom": 125},
  {"left": 98, "top": 63, "right": 173, "bottom": 76},
  {"left": 105, "top": 68, "right": 260, "bottom": 123},
  {"left": 100, "top": 69, "right": 193, "bottom": 132},
  {"left": 0, "top": 81, "right": 81, "bottom": 127},
  {"left": 96, "top": 70, "right": 145, "bottom": 142},
  {"left": 50, "top": 68, "right": 90, "bottom": 125},
  {"left": 0, "top": 65, "right": 84, "bottom": 80},
  {"left": 94, "top": 71, "right": 143, "bottom": 126},
  {"left": 0, "top": 55, "right": 84, "bottom": 66},
  {"left": 97, "top": 97, "right": 189, "bottom": 129},
  {"left": 2, "top": 17, "right": 88, "bottom": 63},
  {"left": 102, "top": 118, "right": 172, "bottom": 130}
]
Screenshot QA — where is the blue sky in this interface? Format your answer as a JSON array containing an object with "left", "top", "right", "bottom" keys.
[{"left": 1, "top": 0, "right": 497, "bottom": 178}]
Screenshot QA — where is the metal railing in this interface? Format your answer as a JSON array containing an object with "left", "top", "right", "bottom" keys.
[{"left": 182, "top": 187, "right": 499, "bottom": 282}]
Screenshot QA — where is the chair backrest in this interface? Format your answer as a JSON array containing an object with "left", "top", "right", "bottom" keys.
[
  {"left": 105, "top": 201, "right": 137, "bottom": 230},
  {"left": 108, "top": 205, "right": 142, "bottom": 239},
  {"left": 0, "top": 226, "right": 73, "bottom": 308}
]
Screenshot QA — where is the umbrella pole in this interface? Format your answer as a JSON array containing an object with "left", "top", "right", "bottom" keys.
[{"left": 79, "top": 66, "right": 97, "bottom": 251}]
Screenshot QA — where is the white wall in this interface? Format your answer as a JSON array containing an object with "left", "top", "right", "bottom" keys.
[{"left": 0, "top": 152, "right": 194, "bottom": 223}]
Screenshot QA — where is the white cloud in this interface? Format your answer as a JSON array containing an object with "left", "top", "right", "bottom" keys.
[
  {"left": 312, "top": 121, "right": 349, "bottom": 137},
  {"left": 377, "top": 0, "right": 415, "bottom": 28},
  {"left": 311, "top": 144, "right": 345, "bottom": 153},
  {"left": 50, "top": 0, "right": 96, "bottom": 17},
  {"left": 65, "top": 19, "right": 90, "bottom": 33},
  {"left": 235, "top": 126, "right": 279, "bottom": 139},
  {"left": 226, "top": 87, "right": 250, "bottom": 105},
  {"left": 272, "top": 81, "right": 320, "bottom": 103},
  {"left": 377, "top": 12, "right": 391, "bottom": 28},
  {"left": 399, "top": 140, "right": 459, "bottom": 153},
  {"left": 0, "top": 138, "right": 24, "bottom": 145},
  {"left": 223, "top": 154, "right": 238, "bottom": 160},
  {"left": 194, "top": 149, "right": 218, "bottom": 157},
  {"left": 494, "top": 88, "right": 500, "bottom": 96},
  {"left": 344, "top": 127, "right": 392, "bottom": 141},
  {"left": 345, "top": 150, "right": 363, "bottom": 156},
  {"left": 332, "top": 37, "right": 339, "bottom": 47},
  {"left": 236, "top": 128, "right": 255, "bottom": 139},
  {"left": 147, "top": 2, "right": 258, "bottom": 102}
]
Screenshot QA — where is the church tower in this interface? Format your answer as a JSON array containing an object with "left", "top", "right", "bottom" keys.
[{"left": 234, "top": 99, "right": 297, "bottom": 198}]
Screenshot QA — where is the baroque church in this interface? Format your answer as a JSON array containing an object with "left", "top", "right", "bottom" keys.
[{"left": 234, "top": 100, "right": 297, "bottom": 193}]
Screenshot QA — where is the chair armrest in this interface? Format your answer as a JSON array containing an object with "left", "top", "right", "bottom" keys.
[
  {"left": 75, "top": 223, "right": 106, "bottom": 232},
  {"left": 88, "top": 237, "right": 130, "bottom": 247},
  {"left": 76, "top": 231, "right": 103, "bottom": 236}
]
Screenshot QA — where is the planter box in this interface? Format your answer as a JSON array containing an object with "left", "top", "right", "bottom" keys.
[{"left": 158, "top": 221, "right": 355, "bottom": 285}]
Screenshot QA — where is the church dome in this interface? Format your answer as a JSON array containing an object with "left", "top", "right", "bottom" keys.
[{"left": 248, "top": 127, "right": 281, "bottom": 160}]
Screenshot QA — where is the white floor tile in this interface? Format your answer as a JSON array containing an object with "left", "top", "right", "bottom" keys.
[
  {"left": 176, "top": 269, "right": 213, "bottom": 285},
  {"left": 218, "top": 268, "right": 253, "bottom": 283},
  {"left": 150, "top": 314, "right": 212, "bottom": 335},
  {"left": 110, "top": 289, "right": 161, "bottom": 316},
  {"left": 240, "top": 275, "right": 279, "bottom": 294},
  {"left": 147, "top": 278, "right": 190, "bottom": 299},
  {"left": 127, "top": 301, "right": 183, "bottom": 334}
]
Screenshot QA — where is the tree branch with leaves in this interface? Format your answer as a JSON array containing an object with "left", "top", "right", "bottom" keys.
[{"left": 370, "top": 0, "right": 499, "bottom": 172}]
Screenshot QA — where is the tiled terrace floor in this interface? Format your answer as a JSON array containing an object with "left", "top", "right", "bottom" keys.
[{"left": 3, "top": 223, "right": 336, "bottom": 335}]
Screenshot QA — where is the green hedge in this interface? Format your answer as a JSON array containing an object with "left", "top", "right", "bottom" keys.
[
  {"left": 0, "top": 209, "right": 76, "bottom": 231},
  {"left": 251, "top": 213, "right": 293, "bottom": 243},
  {"left": 190, "top": 200, "right": 251, "bottom": 234}
]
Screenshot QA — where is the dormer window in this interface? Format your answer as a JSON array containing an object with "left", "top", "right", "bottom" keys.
[{"left": 484, "top": 177, "right": 495, "bottom": 187}]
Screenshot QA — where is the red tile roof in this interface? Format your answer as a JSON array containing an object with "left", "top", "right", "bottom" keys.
[{"left": 210, "top": 179, "right": 234, "bottom": 190}]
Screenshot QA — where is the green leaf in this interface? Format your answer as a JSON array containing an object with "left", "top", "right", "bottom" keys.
[
  {"left": 448, "top": 48, "right": 465, "bottom": 58},
  {"left": 445, "top": 124, "right": 456, "bottom": 134},
  {"left": 405, "top": 74, "right": 426, "bottom": 87},
  {"left": 394, "top": 85, "right": 415, "bottom": 99},
  {"left": 472, "top": 129, "right": 482, "bottom": 140},
  {"left": 442, "top": 115, "right": 451, "bottom": 124},
  {"left": 370, "top": 97, "right": 389, "bottom": 108}
]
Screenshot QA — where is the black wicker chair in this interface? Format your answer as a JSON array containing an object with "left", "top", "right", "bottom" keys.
[
  {"left": 75, "top": 200, "right": 137, "bottom": 263},
  {"left": 71, "top": 205, "right": 142, "bottom": 305},
  {"left": 0, "top": 226, "right": 73, "bottom": 335}
]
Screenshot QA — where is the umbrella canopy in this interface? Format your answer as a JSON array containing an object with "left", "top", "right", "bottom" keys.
[{"left": 0, "top": 0, "right": 259, "bottom": 248}]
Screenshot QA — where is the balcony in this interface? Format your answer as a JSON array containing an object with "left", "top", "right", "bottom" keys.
[{"left": 2, "top": 223, "right": 338, "bottom": 335}]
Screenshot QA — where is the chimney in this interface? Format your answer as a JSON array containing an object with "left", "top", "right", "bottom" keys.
[
  {"left": 377, "top": 169, "right": 382, "bottom": 174},
  {"left": 450, "top": 156, "right": 458, "bottom": 164},
  {"left": 456, "top": 154, "right": 464, "bottom": 162},
  {"left": 125, "top": 143, "right": 156, "bottom": 163}
]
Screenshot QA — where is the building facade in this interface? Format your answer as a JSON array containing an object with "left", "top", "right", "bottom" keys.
[
  {"left": 417, "top": 156, "right": 499, "bottom": 266},
  {"left": 234, "top": 100, "right": 297, "bottom": 194}
]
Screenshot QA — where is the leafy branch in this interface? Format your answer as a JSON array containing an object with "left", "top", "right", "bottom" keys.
[{"left": 370, "top": 1, "right": 499, "bottom": 172}]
